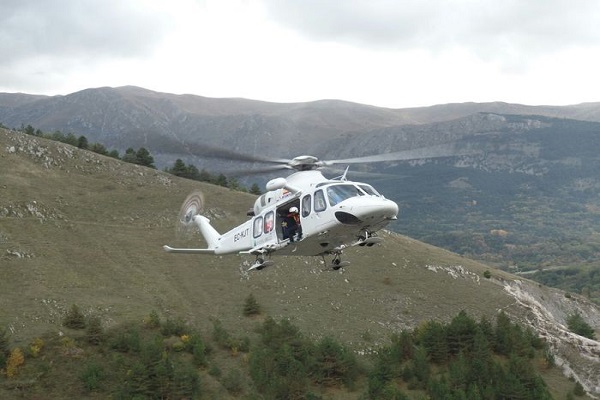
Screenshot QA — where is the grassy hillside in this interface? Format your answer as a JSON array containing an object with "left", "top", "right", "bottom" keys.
[{"left": 0, "top": 128, "right": 595, "bottom": 398}]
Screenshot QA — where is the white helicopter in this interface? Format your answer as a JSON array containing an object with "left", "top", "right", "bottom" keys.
[{"left": 164, "top": 145, "right": 469, "bottom": 271}]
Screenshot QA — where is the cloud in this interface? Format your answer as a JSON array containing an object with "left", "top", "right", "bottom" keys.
[
  {"left": 0, "top": 0, "right": 172, "bottom": 91},
  {"left": 261, "top": 0, "right": 600, "bottom": 63}
]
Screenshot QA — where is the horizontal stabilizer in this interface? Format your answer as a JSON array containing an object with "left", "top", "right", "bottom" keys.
[{"left": 163, "top": 245, "right": 215, "bottom": 254}]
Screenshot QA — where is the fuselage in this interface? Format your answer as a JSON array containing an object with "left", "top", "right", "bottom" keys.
[{"left": 210, "top": 171, "right": 399, "bottom": 256}]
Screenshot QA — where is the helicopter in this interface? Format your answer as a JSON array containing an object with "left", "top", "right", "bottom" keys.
[{"left": 164, "top": 144, "right": 471, "bottom": 271}]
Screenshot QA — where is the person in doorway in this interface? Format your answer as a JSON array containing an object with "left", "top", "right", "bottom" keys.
[{"left": 284, "top": 206, "right": 302, "bottom": 242}]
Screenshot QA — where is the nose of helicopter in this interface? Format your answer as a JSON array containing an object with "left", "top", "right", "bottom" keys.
[{"left": 334, "top": 197, "right": 399, "bottom": 225}]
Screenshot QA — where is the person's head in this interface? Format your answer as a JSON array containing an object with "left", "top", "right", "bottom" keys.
[{"left": 289, "top": 206, "right": 298, "bottom": 214}]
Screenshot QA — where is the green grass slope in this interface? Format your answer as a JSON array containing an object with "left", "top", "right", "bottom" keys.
[{"left": 0, "top": 128, "right": 596, "bottom": 398}]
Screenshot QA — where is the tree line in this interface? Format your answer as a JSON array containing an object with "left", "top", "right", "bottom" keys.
[
  {"left": 1, "top": 305, "right": 586, "bottom": 399},
  {"left": 15, "top": 124, "right": 261, "bottom": 194}
]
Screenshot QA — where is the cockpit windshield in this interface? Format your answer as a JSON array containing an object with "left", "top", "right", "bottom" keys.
[
  {"left": 358, "top": 184, "right": 381, "bottom": 197},
  {"left": 326, "top": 184, "right": 364, "bottom": 206}
]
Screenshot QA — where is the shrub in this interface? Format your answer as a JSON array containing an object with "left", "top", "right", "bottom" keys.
[
  {"left": 63, "top": 304, "right": 86, "bottom": 329},
  {"left": 80, "top": 362, "right": 105, "bottom": 391},
  {"left": 483, "top": 270, "right": 492, "bottom": 279},
  {"left": 313, "top": 336, "right": 360, "bottom": 388},
  {"left": 161, "top": 317, "right": 187, "bottom": 337},
  {"left": 29, "top": 338, "right": 44, "bottom": 357},
  {"left": 573, "top": 381, "right": 586, "bottom": 396},
  {"left": 144, "top": 310, "right": 161, "bottom": 329},
  {"left": 86, "top": 316, "right": 104, "bottom": 345},
  {"left": 212, "top": 319, "right": 231, "bottom": 349},
  {"left": 6, "top": 347, "right": 25, "bottom": 378},
  {"left": 566, "top": 312, "right": 596, "bottom": 339},
  {"left": 0, "top": 328, "right": 10, "bottom": 367},
  {"left": 243, "top": 293, "right": 261, "bottom": 316},
  {"left": 222, "top": 368, "right": 244, "bottom": 394}
]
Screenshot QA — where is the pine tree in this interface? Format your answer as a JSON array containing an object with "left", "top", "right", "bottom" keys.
[
  {"left": 243, "top": 294, "right": 261, "bottom": 316},
  {"left": 135, "top": 147, "right": 155, "bottom": 168},
  {"left": 249, "top": 183, "right": 262, "bottom": 195},
  {"left": 170, "top": 159, "right": 188, "bottom": 177},
  {"left": 63, "top": 304, "right": 86, "bottom": 329}
]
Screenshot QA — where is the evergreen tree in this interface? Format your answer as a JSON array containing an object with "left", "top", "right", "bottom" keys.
[
  {"left": 24, "top": 124, "right": 35, "bottom": 135},
  {"left": 107, "top": 149, "right": 120, "bottom": 159},
  {"left": 90, "top": 142, "right": 108, "bottom": 155},
  {"left": 249, "top": 183, "right": 262, "bottom": 195},
  {"left": 214, "top": 173, "right": 228, "bottom": 187},
  {"left": 63, "top": 304, "right": 86, "bottom": 329},
  {"left": 0, "top": 327, "right": 9, "bottom": 367},
  {"left": 122, "top": 147, "right": 137, "bottom": 163},
  {"left": 420, "top": 320, "right": 449, "bottom": 363},
  {"left": 186, "top": 164, "right": 201, "bottom": 180},
  {"left": 198, "top": 168, "right": 212, "bottom": 182},
  {"left": 567, "top": 312, "right": 596, "bottom": 339},
  {"left": 446, "top": 310, "right": 477, "bottom": 354},
  {"left": 494, "top": 311, "right": 514, "bottom": 355},
  {"left": 135, "top": 147, "right": 155, "bottom": 168},
  {"left": 65, "top": 132, "right": 78, "bottom": 146},
  {"left": 170, "top": 159, "right": 188, "bottom": 177},
  {"left": 77, "top": 135, "right": 89, "bottom": 149},
  {"left": 243, "top": 293, "right": 261, "bottom": 316}
]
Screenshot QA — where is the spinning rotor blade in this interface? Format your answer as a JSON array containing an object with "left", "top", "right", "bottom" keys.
[
  {"left": 323, "top": 143, "right": 477, "bottom": 166},
  {"left": 220, "top": 164, "right": 293, "bottom": 177},
  {"left": 182, "top": 142, "right": 291, "bottom": 165}
]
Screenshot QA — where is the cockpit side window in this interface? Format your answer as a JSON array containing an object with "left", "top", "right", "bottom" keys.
[
  {"left": 301, "top": 194, "right": 311, "bottom": 217},
  {"left": 314, "top": 190, "right": 327, "bottom": 212}
]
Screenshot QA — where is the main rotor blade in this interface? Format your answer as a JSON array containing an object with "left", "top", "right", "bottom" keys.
[
  {"left": 219, "top": 164, "right": 293, "bottom": 177},
  {"left": 182, "top": 142, "right": 291, "bottom": 165},
  {"left": 324, "top": 143, "right": 477, "bottom": 165}
]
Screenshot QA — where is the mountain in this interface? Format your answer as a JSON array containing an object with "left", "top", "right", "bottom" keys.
[
  {"left": 1, "top": 128, "right": 599, "bottom": 397},
  {"left": 2, "top": 86, "right": 600, "bottom": 297}
]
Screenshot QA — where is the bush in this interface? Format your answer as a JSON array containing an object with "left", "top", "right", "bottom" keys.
[
  {"left": 86, "top": 316, "right": 104, "bottom": 345},
  {"left": 144, "top": 310, "right": 161, "bottom": 329},
  {"left": 63, "top": 304, "right": 86, "bottom": 329},
  {"left": 161, "top": 317, "right": 187, "bottom": 337},
  {"left": 566, "top": 312, "right": 596, "bottom": 339},
  {"left": 222, "top": 368, "right": 244, "bottom": 394},
  {"left": 6, "top": 347, "right": 25, "bottom": 378},
  {"left": 29, "top": 338, "right": 44, "bottom": 357},
  {"left": 484, "top": 270, "right": 492, "bottom": 279},
  {"left": 80, "top": 362, "right": 105, "bottom": 391},
  {"left": 243, "top": 294, "right": 261, "bottom": 316},
  {"left": 0, "top": 328, "right": 10, "bottom": 367},
  {"left": 313, "top": 336, "right": 360, "bottom": 388}
]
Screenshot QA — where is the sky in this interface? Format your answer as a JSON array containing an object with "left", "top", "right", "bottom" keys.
[{"left": 1, "top": 0, "right": 600, "bottom": 109}]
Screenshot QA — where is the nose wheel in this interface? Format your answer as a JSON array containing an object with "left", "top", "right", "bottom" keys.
[{"left": 358, "top": 231, "right": 382, "bottom": 247}]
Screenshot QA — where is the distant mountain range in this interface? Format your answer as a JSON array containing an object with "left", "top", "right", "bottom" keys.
[{"left": 2, "top": 86, "right": 600, "bottom": 281}]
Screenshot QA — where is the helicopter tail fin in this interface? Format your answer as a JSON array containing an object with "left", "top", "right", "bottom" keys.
[{"left": 192, "top": 215, "right": 221, "bottom": 250}]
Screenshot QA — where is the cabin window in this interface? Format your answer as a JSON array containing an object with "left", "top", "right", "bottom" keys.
[
  {"left": 264, "top": 211, "right": 274, "bottom": 233},
  {"left": 314, "top": 190, "right": 327, "bottom": 212},
  {"left": 253, "top": 216, "right": 263, "bottom": 238},
  {"left": 301, "top": 195, "right": 311, "bottom": 217},
  {"left": 326, "top": 184, "right": 364, "bottom": 206}
]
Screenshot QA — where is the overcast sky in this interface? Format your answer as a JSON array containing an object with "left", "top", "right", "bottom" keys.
[{"left": 1, "top": 0, "right": 599, "bottom": 108}]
